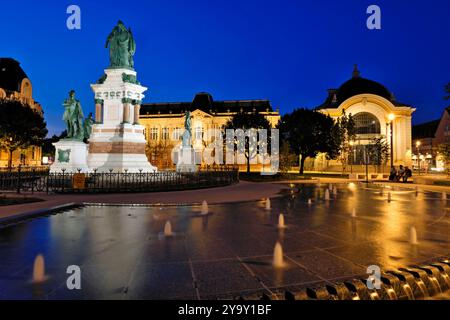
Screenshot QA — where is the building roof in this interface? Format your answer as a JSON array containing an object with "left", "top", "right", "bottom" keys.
[
  {"left": 316, "top": 65, "right": 409, "bottom": 110},
  {"left": 412, "top": 119, "right": 440, "bottom": 140},
  {"left": 0, "top": 58, "right": 29, "bottom": 92},
  {"left": 141, "top": 92, "right": 273, "bottom": 115}
]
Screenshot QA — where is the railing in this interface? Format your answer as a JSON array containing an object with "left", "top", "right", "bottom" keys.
[
  {"left": 0, "top": 166, "right": 49, "bottom": 173},
  {"left": 0, "top": 167, "right": 239, "bottom": 194}
]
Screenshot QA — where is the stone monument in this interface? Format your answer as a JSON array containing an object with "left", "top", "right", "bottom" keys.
[
  {"left": 176, "top": 111, "right": 198, "bottom": 172},
  {"left": 50, "top": 90, "right": 90, "bottom": 173},
  {"left": 87, "top": 21, "right": 157, "bottom": 173}
]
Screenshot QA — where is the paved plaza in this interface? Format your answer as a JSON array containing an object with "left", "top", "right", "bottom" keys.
[{"left": 0, "top": 182, "right": 448, "bottom": 299}]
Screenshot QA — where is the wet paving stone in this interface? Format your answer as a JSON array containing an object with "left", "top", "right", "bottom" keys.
[
  {"left": 192, "top": 260, "right": 263, "bottom": 297},
  {"left": 0, "top": 183, "right": 448, "bottom": 299}
]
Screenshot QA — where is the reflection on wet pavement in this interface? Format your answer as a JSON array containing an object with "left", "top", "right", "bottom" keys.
[{"left": 0, "top": 183, "right": 448, "bottom": 299}]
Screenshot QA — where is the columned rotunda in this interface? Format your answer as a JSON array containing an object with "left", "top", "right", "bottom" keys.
[{"left": 316, "top": 66, "right": 415, "bottom": 170}]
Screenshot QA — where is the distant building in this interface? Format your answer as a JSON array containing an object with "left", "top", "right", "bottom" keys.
[
  {"left": 412, "top": 107, "right": 450, "bottom": 172},
  {"left": 315, "top": 65, "right": 415, "bottom": 172},
  {"left": 0, "top": 58, "right": 44, "bottom": 167},
  {"left": 140, "top": 92, "right": 280, "bottom": 169}
]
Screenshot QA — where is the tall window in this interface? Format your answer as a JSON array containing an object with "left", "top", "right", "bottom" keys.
[
  {"left": 150, "top": 127, "right": 158, "bottom": 140},
  {"left": 195, "top": 126, "right": 204, "bottom": 141},
  {"left": 173, "top": 128, "right": 182, "bottom": 141},
  {"left": 162, "top": 128, "right": 169, "bottom": 140},
  {"left": 354, "top": 112, "right": 381, "bottom": 135}
]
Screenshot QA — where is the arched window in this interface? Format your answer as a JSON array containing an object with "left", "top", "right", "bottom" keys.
[{"left": 353, "top": 112, "right": 380, "bottom": 135}]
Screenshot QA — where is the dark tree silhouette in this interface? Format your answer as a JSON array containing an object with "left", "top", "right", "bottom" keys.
[
  {"left": 278, "top": 108, "right": 340, "bottom": 174},
  {"left": 0, "top": 99, "right": 48, "bottom": 169},
  {"left": 224, "top": 112, "right": 272, "bottom": 173}
]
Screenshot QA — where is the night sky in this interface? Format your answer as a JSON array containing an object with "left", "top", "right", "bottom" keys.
[{"left": 1, "top": 0, "right": 449, "bottom": 135}]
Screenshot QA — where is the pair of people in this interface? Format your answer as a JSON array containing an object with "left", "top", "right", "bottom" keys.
[{"left": 389, "top": 165, "right": 412, "bottom": 183}]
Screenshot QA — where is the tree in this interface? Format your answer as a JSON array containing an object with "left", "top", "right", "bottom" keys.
[
  {"left": 279, "top": 108, "right": 340, "bottom": 174},
  {"left": 0, "top": 99, "right": 48, "bottom": 169},
  {"left": 146, "top": 139, "right": 174, "bottom": 169},
  {"left": 334, "top": 111, "right": 356, "bottom": 172},
  {"left": 279, "top": 141, "right": 296, "bottom": 174},
  {"left": 437, "top": 143, "right": 450, "bottom": 172},
  {"left": 367, "top": 137, "right": 390, "bottom": 171},
  {"left": 224, "top": 112, "right": 272, "bottom": 173},
  {"left": 42, "top": 131, "right": 67, "bottom": 158}
]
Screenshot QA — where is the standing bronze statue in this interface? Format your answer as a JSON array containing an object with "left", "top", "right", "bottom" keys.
[
  {"left": 62, "top": 90, "right": 94, "bottom": 141},
  {"left": 63, "top": 90, "right": 85, "bottom": 140},
  {"left": 105, "top": 20, "right": 136, "bottom": 69},
  {"left": 83, "top": 112, "right": 95, "bottom": 140}
]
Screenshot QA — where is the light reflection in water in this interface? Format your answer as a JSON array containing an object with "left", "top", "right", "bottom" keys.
[{"left": 0, "top": 183, "right": 448, "bottom": 299}]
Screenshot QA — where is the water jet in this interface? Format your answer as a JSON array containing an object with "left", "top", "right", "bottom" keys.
[
  {"left": 164, "top": 221, "right": 173, "bottom": 237},
  {"left": 409, "top": 226, "right": 419, "bottom": 245},
  {"left": 32, "top": 254, "right": 46, "bottom": 283},
  {"left": 201, "top": 200, "right": 209, "bottom": 215},
  {"left": 273, "top": 242, "right": 285, "bottom": 268},
  {"left": 265, "top": 198, "right": 271, "bottom": 210}
]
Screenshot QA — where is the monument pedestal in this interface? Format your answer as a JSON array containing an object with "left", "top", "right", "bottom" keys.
[
  {"left": 50, "top": 140, "right": 89, "bottom": 173},
  {"left": 87, "top": 123, "right": 157, "bottom": 173},
  {"left": 176, "top": 146, "right": 198, "bottom": 173},
  {"left": 88, "top": 68, "right": 157, "bottom": 173}
]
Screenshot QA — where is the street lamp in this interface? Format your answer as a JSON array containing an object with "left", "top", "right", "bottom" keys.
[
  {"left": 416, "top": 140, "right": 421, "bottom": 175},
  {"left": 349, "top": 140, "right": 354, "bottom": 174},
  {"left": 388, "top": 114, "right": 395, "bottom": 168}
]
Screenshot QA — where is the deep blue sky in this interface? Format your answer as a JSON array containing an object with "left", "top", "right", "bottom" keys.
[{"left": 1, "top": 0, "right": 449, "bottom": 135}]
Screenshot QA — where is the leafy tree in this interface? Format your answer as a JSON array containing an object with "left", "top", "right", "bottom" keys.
[
  {"left": 437, "top": 143, "right": 450, "bottom": 171},
  {"left": 146, "top": 139, "right": 174, "bottom": 169},
  {"left": 279, "top": 141, "right": 296, "bottom": 174},
  {"left": 279, "top": 108, "right": 340, "bottom": 174},
  {"left": 42, "top": 131, "right": 67, "bottom": 158},
  {"left": 367, "top": 137, "right": 390, "bottom": 171},
  {"left": 334, "top": 111, "right": 356, "bottom": 172},
  {"left": 0, "top": 99, "right": 48, "bottom": 169},
  {"left": 224, "top": 112, "right": 272, "bottom": 173}
]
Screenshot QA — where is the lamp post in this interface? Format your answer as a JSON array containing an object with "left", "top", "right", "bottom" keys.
[
  {"left": 416, "top": 140, "right": 421, "bottom": 175},
  {"left": 388, "top": 114, "right": 395, "bottom": 168},
  {"left": 349, "top": 140, "right": 354, "bottom": 174}
]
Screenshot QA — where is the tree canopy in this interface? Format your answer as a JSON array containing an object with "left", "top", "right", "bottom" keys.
[
  {"left": 278, "top": 108, "right": 341, "bottom": 174},
  {"left": 0, "top": 99, "right": 47, "bottom": 168},
  {"left": 224, "top": 112, "right": 272, "bottom": 173}
]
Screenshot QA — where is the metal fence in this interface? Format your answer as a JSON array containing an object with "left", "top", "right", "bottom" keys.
[
  {"left": 0, "top": 168, "right": 239, "bottom": 194},
  {"left": 0, "top": 166, "right": 50, "bottom": 173}
]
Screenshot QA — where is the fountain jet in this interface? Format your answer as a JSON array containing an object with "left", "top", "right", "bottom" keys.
[
  {"left": 442, "top": 192, "right": 447, "bottom": 200},
  {"left": 409, "top": 226, "right": 419, "bottom": 245},
  {"left": 273, "top": 242, "right": 285, "bottom": 268},
  {"left": 265, "top": 198, "right": 271, "bottom": 210},
  {"left": 164, "top": 221, "right": 173, "bottom": 237},
  {"left": 325, "top": 189, "right": 330, "bottom": 201},
  {"left": 32, "top": 254, "right": 46, "bottom": 283},
  {"left": 351, "top": 208, "right": 357, "bottom": 218},
  {"left": 308, "top": 198, "right": 312, "bottom": 206},
  {"left": 201, "top": 200, "right": 209, "bottom": 215},
  {"left": 278, "top": 214, "right": 286, "bottom": 229}
]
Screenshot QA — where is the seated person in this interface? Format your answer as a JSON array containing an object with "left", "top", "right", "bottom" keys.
[
  {"left": 397, "top": 165, "right": 405, "bottom": 182},
  {"left": 389, "top": 166, "right": 397, "bottom": 181},
  {"left": 403, "top": 166, "right": 412, "bottom": 182}
]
